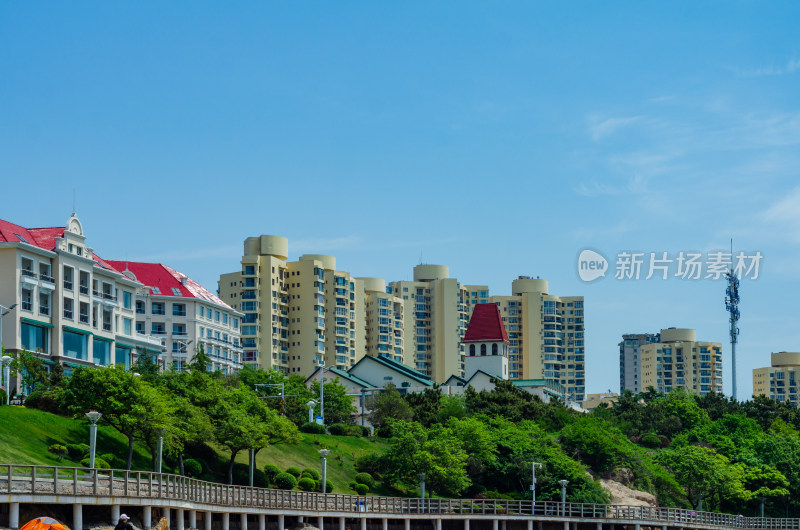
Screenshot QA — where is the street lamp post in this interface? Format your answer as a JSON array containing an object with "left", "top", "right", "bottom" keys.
[
  {"left": 319, "top": 448, "right": 329, "bottom": 493},
  {"left": 0, "top": 356, "right": 12, "bottom": 406},
  {"left": 530, "top": 462, "right": 543, "bottom": 513},
  {"left": 558, "top": 479, "right": 569, "bottom": 516},
  {"left": 307, "top": 400, "right": 317, "bottom": 424},
  {"left": 417, "top": 473, "right": 426, "bottom": 514},
  {"left": 155, "top": 428, "right": 165, "bottom": 473},
  {"left": 85, "top": 410, "right": 103, "bottom": 469}
]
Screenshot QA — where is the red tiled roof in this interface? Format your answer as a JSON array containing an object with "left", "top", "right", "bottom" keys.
[
  {"left": 106, "top": 260, "right": 232, "bottom": 309},
  {"left": 463, "top": 303, "right": 509, "bottom": 343},
  {"left": 0, "top": 219, "right": 64, "bottom": 250}
]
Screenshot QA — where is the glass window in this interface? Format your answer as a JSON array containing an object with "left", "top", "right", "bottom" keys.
[
  {"left": 115, "top": 346, "right": 131, "bottom": 369},
  {"left": 172, "top": 303, "right": 186, "bottom": 316},
  {"left": 63, "top": 330, "right": 88, "bottom": 360},
  {"left": 93, "top": 338, "right": 111, "bottom": 366},
  {"left": 21, "top": 323, "right": 48, "bottom": 353},
  {"left": 123, "top": 318, "right": 132, "bottom": 336},
  {"left": 123, "top": 291, "right": 132, "bottom": 309},
  {"left": 152, "top": 302, "right": 165, "bottom": 315}
]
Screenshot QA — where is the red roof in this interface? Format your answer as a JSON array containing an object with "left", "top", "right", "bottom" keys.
[
  {"left": 463, "top": 303, "right": 509, "bottom": 343},
  {"left": 0, "top": 217, "right": 126, "bottom": 275},
  {"left": 106, "top": 260, "right": 232, "bottom": 309}
]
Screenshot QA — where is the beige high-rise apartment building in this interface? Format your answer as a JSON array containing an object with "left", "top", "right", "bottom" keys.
[
  {"left": 753, "top": 352, "right": 800, "bottom": 405},
  {"left": 638, "top": 328, "right": 723, "bottom": 396},
  {"left": 387, "top": 265, "right": 477, "bottom": 383},
  {"left": 489, "top": 277, "right": 585, "bottom": 401},
  {"left": 219, "top": 235, "right": 403, "bottom": 374}
]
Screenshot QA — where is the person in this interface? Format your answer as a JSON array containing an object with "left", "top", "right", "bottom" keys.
[{"left": 115, "top": 514, "right": 133, "bottom": 530}]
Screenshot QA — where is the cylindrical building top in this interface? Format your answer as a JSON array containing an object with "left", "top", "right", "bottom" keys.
[
  {"left": 244, "top": 235, "right": 288, "bottom": 260},
  {"left": 358, "top": 277, "right": 386, "bottom": 293},
  {"left": 660, "top": 328, "right": 696, "bottom": 343},
  {"left": 413, "top": 264, "right": 449, "bottom": 281},
  {"left": 512, "top": 277, "right": 549, "bottom": 295},
  {"left": 300, "top": 254, "right": 336, "bottom": 270},
  {"left": 771, "top": 352, "right": 800, "bottom": 367}
]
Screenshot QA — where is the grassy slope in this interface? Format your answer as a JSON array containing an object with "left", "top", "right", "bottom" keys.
[{"left": 0, "top": 406, "right": 392, "bottom": 495}]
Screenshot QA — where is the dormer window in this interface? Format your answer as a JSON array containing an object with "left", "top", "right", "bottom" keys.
[{"left": 151, "top": 287, "right": 161, "bottom": 295}]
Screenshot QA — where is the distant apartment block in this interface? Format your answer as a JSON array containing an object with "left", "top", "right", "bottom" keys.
[
  {"left": 753, "top": 352, "right": 800, "bottom": 405},
  {"left": 619, "top": 332, "right": 661, "bottom": 393},
  {"left": 107, "top": 261, "right": 242, "bottom": 374},
  {"left": 219, "top": 235, "right": 405, "bottom": 375},
  {"left": 489, "top": 277, "right": 585, "bottom": 402},
  {"left": 637, "top": 328, "right": 723, "bottom": 396},
  {"left": 0, "top": 215, "right": 163, "bottom": 375}
]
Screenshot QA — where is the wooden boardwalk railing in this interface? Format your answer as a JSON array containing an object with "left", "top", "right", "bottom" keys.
[{"left": 2, "top": 464, "right": 799, "bottom": 529}]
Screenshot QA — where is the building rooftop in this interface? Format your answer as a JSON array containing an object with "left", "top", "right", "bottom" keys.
[
  {"left": 463, "top": 303, "right": 509, "bottom": 343},
  {"left": 107, "top": 260, "right": 232, "bottom": 308},
  {"left": 353, "top": 354, "right": 434, "bottom": 386}
]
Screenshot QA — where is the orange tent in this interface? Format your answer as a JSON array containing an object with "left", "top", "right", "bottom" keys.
[{"left": 19, "top": 517, "right": 68, "bottom": 530}]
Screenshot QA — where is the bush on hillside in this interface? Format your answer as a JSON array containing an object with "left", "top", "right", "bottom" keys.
[
  {"left": 273, "top": 472, "right": 297, "bottom": 490},
  {"left": 80, "top": 457, "right": 110, "bottom": 469},
  {"left": 48, "top": 444, "right": 68, "bottom": 461},
  {"left": 354, "top": 483, "right": 369, "bottom": 495},
  {"left": 183, "top": 459, "right": 203, "bottom": 477},
  {"left": 0, "top": 389, "right": 7, "bottom": 405},
  {"left": 264, "top": 464, "right": 281, "bottom": 483},
  {"left": 354, "top": 473, "right": 375, "bottom": 489},
  {"left": 327, "top": 423, "right": 348, "bottom": 436},
  {"left": 25, "top": 390, "right": 64, "bottom": 414},
  {"left": 640, "top": 432, "right": 664, "bottom": 449},
  {"left": 67, "top": 443, "right": 90, "bottom": 460},
  {"left": 354, "top": 453, "right": 382, "bottom": 479},
  {"left": 298, "top": 477, "right": 316, "bottom": 491},
  {"left": 285, "top": 466, "right": 302, "bottom": 478},
  {"left": 301, "top": 468, "right": 321, "bottom": 480},
  {"left": 300, "top": 422, "right": 326, "bottom": 434}
]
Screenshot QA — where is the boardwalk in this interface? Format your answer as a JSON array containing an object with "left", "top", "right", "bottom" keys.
[{"left": 1, "top": 464, "right": 797, "bottom": 530}]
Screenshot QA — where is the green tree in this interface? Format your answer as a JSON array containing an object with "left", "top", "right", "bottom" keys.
[
  {"left": 405, "top": 387, "right": 443, "bottom": 427},
  {"left": 10, "top": 349, "right": 49, "bottom": 393},
  {"left": 309, "top": 378, "right": 356, "bottom": 425},
  {"left": 132, "top": 350, "right": 160, "bottom": 380},
  {"left": 189, "top": 345, "right": 211, "bottom": 373},
  {"left": 368, "top": 384, "right": 413, "bottom": 428}
]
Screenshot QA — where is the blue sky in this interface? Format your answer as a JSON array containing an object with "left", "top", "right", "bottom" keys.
[{"left": 2, "top": 2, "right": 799, "bottom": 399}]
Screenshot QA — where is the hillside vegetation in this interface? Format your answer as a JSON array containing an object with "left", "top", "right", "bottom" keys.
[{"left": 4, "top": 349, "right": 800, "bottom": 517}]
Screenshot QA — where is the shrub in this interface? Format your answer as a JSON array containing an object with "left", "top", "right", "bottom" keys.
[
  {"left": 357, "top": 425, "right": 371, "bottom": 437},
  {"left": 183, "top": 459, "right": 203, "bottom": 477},
  {"left": 354, "top": 483, "right": 369, "bottom": 495},
  {"left": 273, "top": 472, "right": 297, "bottom": 490},
  {"left": 301, "top": 468, "right": 321, "bottom": 480},
  {"left": 376, "top": 425, "right": 393, "bottom": 438},
  {"left": 325, "top": 480, "right": 333, "bottom": 493},
  {"left": 347, "top": 425, "right": 364, "bottom": 437},
  {"left": 100, "top": 453, "right": 119, "bottom": 468},
  {"left": 328, "top": 423, "right": 349, "bottom": 436},
  {"left": 640, "top": 432, "right": 663, "bottom": 449},
  {"left": 67, "top": 443, "right": 90, "bottom": 460},
  {"left": 298, "top": 477, "right": 316, "bottom": 491},
  {"left": 25, "top": 390, "right": 64, "bottom": 414},
  {"left": 355, "top": 453, "right": 382, "bottom": 479},
  {"left": 0, "top": 389, "right": 6, "bottom": 405},
  {"left": 285, "top": 466, "right": 302, "bottom": 478},
  {"left": 48, "top": 444, "right": 68, "bottom": 461},
  {"left": 354, "top": 473, "right": 374, "bottom": 488},
  {"left": 264, "top": 464, "right": 281, "bottom": 483},
  {"left": 300, "top": 422, "right": 326, "bottom": 434},
  {"left": 80, "top": 457, "right": 110, "bottom": 469},
  {"left": 349, "top": 481, "right": 358, "bottom": 490}
]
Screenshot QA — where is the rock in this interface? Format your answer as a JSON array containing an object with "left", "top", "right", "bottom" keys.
[{"left": 599, "top": 478, "right": 657, "bottom": 507}]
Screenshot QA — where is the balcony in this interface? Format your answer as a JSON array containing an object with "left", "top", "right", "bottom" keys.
[
  {"left": 21, "top": 269, "right": 36, "bottom": 279},
  {"left": 79, "top": 285, "right": 89, "bottom": 295},
  {"left": 64, "top": 280, "right": 73, "bottom": 291}
]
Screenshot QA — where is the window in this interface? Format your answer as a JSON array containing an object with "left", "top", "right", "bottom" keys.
[
  {"left": 39, "top": 292, "right": 50, "bottom": 316},
  {"left": 21, "top": 323, "right": 48, "bottom": 353},
  {"left": 171, "top": 288, "right": 182, "bottom": 296},
  {"left": 21, "top": 288, "right": 33, "bottom": 311},
  {"left": 152, "top": 323, "right": 165, "bottom": 335},
  {"left": 63, "top": 330, "right": 88, "bottom": 360},
  {"left": 233, "top": 318, "right": 239, "bottom": 329},
  {"left": 223, "top": 313, "right": 228, "bottom": 324},
  {"left": 136, "top": 321, "right": 145, "bottom": 334},
  {"left": 172, "top": 303, "right": 186, "bottom": 316},
  {"left": 136, "top": 300, "right": 145, "bottom": 314},
  {"left": 63, "top": 298, "right": 74, "bottom": 320},
  {"left": 152, "top": 302, "right": 165, "bottom": 315},
  {"left": 63, "top": 266, "right": 74, "bottom": 290},
  {"left": 115, "top": 346, "right": 131, "bottom": 369},
  {"left": 215, "top": 311, "right": 220, "bottom": 322},
  {"left": 123, "top": 318, "right": 132, "bottom": 336},
  {"left": 79, "top": 302, "right": 90, "bottom": 324},
  {"left": 79, "top": 271, "right": 90, "bottom": 295},
  {"left": 123, "top": 291, "right": 132, "bottom": 309},
  {"left": 93, "top": 338, "right": 111, "bottom": 366},
  {"left": 173, "top": 324, "right": 186, "bottom": 336},
  {"left": 151, "top": 287, "right": 161, "bottom": 295},
  {"left": 492, "top": 343, "right": 498, "bottom": 355},
  {"left": 21, "top": 257, "right": 34, "bottom": 276},
  {"left": 39, "top": 262, "right": 53, "bottom": 282}
]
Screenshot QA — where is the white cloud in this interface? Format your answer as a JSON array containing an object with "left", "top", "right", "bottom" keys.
[
  {"left": 587, "top": 115, "right": 644, "bottom": 141},
  {"left": 734, "top": 58, "right": 800, "bottom": 77},
  {"left": 761, "top": 186, "right": 800, "bottom": 242}
]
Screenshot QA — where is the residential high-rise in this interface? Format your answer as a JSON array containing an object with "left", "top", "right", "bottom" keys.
[
  {"left": 638, "top": 328, "right": 723, "bottom": 396},
  {"left": 619, "top": 332, "right": 661, "bottom": 393},
  {"left": 753, "top": 352, "right": 800, "bottom": 405},
  {"left": 0, "top": 215, "right": 163, "bottom": 378},
  {"left": 107, "top": 261, "right": 242, "bottom": 373},
  {"left": 219, "top": 235, "right": 403, "bottom": 374},
  {"left": 489, "top": 277, "right": 586, "bottom": 401},
  {"left": 387, "top": 265, "right": 477, "bottom": 383}
]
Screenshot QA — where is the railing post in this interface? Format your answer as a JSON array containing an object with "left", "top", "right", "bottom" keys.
[
  {"left": 73, "top": 467, "right": 78, "bottom": 495},
  {"left": 93, "top": 466, "right": 98, "bottom": 495},
  {"left": 31, "top": 465, "right": 36, "bottom": 493},
  {"left": 7, "top": 464, "right": 12, "bottom": 493},
  {"left": 53, "top": 466, "right": 58, "bottom": 493}
]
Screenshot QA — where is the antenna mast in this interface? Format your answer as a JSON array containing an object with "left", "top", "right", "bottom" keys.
[{"left": 725, "top": 239, "right": 740, "bottom": 400}]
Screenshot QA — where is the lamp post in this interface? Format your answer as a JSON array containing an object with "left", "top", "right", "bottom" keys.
[
  {"left": 155, "top": 428, "right": 165, "bottom": 473},
  {"left": 307, "top": 400, "right": 317, "bottom": 424},
  {"left": 85, "top": 410, "right": 103, "bottom": 469},
  {"left": 417, "top": 473, "right": 426, "bottom": 514},
  {"left": 319, "top": 448, "right": 329, "bottom": 493},
  {"left": 558, "top": 479, "right": 569, "bottom": 516},
  {"left": 698, "top": 492, "right": 704, "bottom": 512},
  {"left": 1, "top": 356, "right": 12, "bottom": 406},
  {"left": 530, "top": 462, "right": 542, "bottom": 513}
]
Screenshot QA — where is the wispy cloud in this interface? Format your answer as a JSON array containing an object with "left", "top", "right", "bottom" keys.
[
  {"left": 587, "top": 114, "right": 645, "bottom": 141},
  {"left": 573, "top": 174, "right": 649, "bottom": 196},
  {"left": 761, "top": 186, "right": 800, "bottom": 243},
  {"left": 734, "top": 58, "right": 800, "bottom": 77}
]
